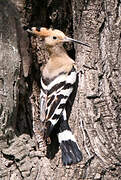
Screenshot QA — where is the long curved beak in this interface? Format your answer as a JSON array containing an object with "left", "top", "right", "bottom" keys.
[{"left": 64, "top": 37, "right": 91, "bottom": 48}]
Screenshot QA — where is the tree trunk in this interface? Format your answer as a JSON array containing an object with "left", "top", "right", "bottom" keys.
[{"left": 0, "top": 0, "right": 121, "bottom": 179}]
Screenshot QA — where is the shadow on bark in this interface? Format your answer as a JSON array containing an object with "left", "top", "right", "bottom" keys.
[{"left": 0, "top": 0, "right": 34, "bottom": 139}]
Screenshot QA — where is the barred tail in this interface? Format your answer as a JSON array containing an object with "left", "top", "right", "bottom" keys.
[
  {"left": 58, "top": 110, "right": 82, "bottom": 165},
  {"left": 58, "top": 130, "right": 82, "bottom": 165}
]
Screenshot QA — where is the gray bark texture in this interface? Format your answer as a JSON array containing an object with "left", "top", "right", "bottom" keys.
[{"left": 0, "top": 0, "right": 121, "bottom": 179}]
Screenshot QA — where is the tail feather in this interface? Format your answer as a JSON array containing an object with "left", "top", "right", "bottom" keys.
[{"left": 58, "top": 130, "right": 83, "bottom": 165}]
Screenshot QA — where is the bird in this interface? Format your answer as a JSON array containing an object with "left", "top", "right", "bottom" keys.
[{"left": 27, "top": 27, "right": 90, "bottom": 165}]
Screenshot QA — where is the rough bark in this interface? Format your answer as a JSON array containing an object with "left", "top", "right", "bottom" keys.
[{"left": 0, "top": 0, "right": 121, "bottom": 179}]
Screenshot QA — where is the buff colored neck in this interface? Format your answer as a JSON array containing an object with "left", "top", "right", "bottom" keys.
[
  {"left": 42, "top": 44, "right": 75, "bottom": 79},
  {"left": 46, "top": 44, "right": 68, "bottom": 57}
]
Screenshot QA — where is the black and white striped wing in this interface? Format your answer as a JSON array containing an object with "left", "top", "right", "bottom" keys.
[
  {"left": 40, "top": 88, "right": 47, "bottom": 122},
  {"left": 40, "top": 67, "right": 77, "bottom": 138}
]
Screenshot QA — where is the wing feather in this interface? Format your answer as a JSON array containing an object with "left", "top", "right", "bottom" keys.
[{"left": 40, "top": 66, "right": 77, "bottom": 137}]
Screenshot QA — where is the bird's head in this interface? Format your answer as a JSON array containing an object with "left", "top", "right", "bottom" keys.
[{"left": 27, "top": 27, "right": 90, "bottom": 48}]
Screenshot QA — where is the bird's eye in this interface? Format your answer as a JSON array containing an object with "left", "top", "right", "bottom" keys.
[{"left": 53, "top": 36, "right": 57, "bottom": 40}]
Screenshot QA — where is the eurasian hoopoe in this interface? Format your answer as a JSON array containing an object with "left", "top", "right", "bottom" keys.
[{"left": 27, "top": 27, "right": 89, "bottom": 165}]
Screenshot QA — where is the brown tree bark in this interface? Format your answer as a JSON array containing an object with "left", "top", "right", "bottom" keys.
[{"left": 0, "top": 0, "right": 121, "bottom": 179}]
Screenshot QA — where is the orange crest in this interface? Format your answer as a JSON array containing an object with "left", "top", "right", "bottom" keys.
[{"left": 30, "top": 27, "right": 66, "bottom": 40}]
